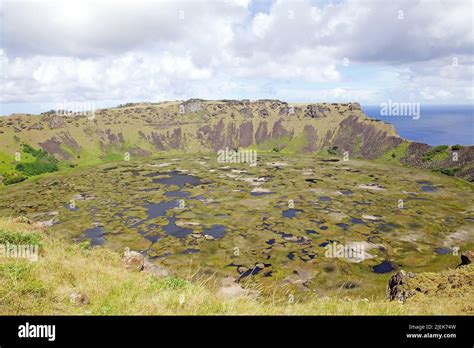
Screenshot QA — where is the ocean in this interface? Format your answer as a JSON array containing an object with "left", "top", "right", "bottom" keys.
[{"left": 361, "top": 104, "right": 473, "bottom": 146}]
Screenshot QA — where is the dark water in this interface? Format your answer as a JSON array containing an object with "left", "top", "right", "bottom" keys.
[
  {"left": 362, "top": 104, "right": 473, "bottom": 146},
  {"left": 372, "top": 260, "right": 396, "bottom": 273},
  {"left": 282, "top": 209, "right": 303, "bottom": 218},
  {"left": 162, "top": 216, "right": 193, "bottom": 238},
  {"left": 421, "top": 185, "right": 437, "bottom": 192},
  {"left": 435, "top": 247, "right": 452, "bottom": 255},
  {"left": 164, "top": 190, "right": 191, "bottom": 198},
  {"left": 151, "top": 171, "right": 203, "bottom": 188},
  {"left": 238, "top": 266, "right": 263, "bottom": 279},
  {"left": 336, "top": 223, "right": 349, "bottom": 230},
  {"left": 143, "top": 201, "right": 178, "bottom": 221},
  {"left": 319, "top": 240, "right": 336, "bottom": 247},
  {"left": 203, "top": 225, "right": 227, "bottom": 239},
  {"left": 84, "top": 226, "right": 105, "bottom": 246}
]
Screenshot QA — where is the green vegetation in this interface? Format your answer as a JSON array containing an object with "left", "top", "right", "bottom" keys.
[
  {"left": 0, "top": 227, "right": 42, "bottom": 246},
  {"left": 422, "top": 145, "right": 449, "bottom": 162},
  {"left": 380, "top": 141, "right": 410, "bottom": 163},
  {"left": 1, "top": 171, "right": 28, "bottom": 185},
  {"left": 0, "top": 144, "right": 59, "bottom": 185},
  {"left": 0, "top": 218, "right": 471, "bottom": 315},
  {"left": 452, "top": 144, "right": 463, "bottom": 151},
  {"left": 432, "top": 168, "right": 460, "bottom": 176}
]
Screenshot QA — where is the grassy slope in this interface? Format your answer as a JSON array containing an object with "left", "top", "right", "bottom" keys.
[{"left": 0, "top": 218, "right": 472, "bottom": 315}]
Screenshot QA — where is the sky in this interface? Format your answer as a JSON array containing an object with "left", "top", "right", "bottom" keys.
[{"left": 0, "top": 0, "right": 473, "bottom": 115}]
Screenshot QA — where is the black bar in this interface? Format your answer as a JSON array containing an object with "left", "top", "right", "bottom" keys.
[{"left": 0, "top": 316, "right": 472, "bottom": 346}]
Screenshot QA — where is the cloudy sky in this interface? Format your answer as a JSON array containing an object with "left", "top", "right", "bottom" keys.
[{"left": 0, "top": 0, "right": 472, "bottom": 114}]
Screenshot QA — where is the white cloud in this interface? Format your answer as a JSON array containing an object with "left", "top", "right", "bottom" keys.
[{"left": 0, "top": 0, "right": 472, "bottom": 106}]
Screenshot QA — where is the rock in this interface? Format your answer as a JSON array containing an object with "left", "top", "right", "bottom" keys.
[
  {"left": 362, "top": 214, "right": 381, "bottom": 221},
  {"left": 29, "top": 123, "right": 44, "bottom": 130},
  {"left": 459, "top": 251, "right": 473, "bottom": 266},
  {"left": 251, "top": 187, "right": 271, "bottom": 194},
  {"left": 182, "top": 99, "right": 205, "bottom": 113},
  {"left": 47, "top": 114, "right": 65, "bottom": 129},
  {"left": 33, "top": 218, "right": 56, "bottom": 228},
  {"left": 387, "top": 270, "right": 416, "bottom": 302},
  {"left": 123, "top": 247, "right": 145, "bottom": 271},
  {"left": 219, "top": 277, "right": 258, "bottom": 298},
  {"left": 143, "top": 260, "right": 168, "bottom": 278},
  {"left": 358, "top": 184, "right": 386, "bottom": 191},
  {"left": 70, "top": 292, "right": 89, "bottom": 305},
  {"left": 204, "top": 234, "right": 214, "bottom": 240},
  {"left": 237, "top": 266, "right": 249, "bottom": 274}
]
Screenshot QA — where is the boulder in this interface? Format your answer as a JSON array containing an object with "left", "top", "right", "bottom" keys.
[
  {"left": 123, "top": 247, "right": 145, "bottom": 271},
  {"left": 143, "top": 260, "right": 168, "bottom": 278},
  {"left": 387, "top": 270, "right": 416, "bottom": 302},
  {"left": 69, "top": 292, "right": 89, "bottom": 305}
]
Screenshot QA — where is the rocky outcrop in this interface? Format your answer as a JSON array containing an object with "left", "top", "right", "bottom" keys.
[
  {"left": 387, "top": 270, "right": 416, "bottom": 302},
  {"left": 39, "top": 138, "right": 72, "bottom": 160},
  {"left": 331, "top": 115, "right": 403, "bottom": 159},
  {"left": 388, "top": 252, "right": 474, "bottom": 303}
]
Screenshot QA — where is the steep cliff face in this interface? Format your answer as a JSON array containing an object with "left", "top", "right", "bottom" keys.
[{"left": 0, "top": 99, "right": 472, "bottom": 181}]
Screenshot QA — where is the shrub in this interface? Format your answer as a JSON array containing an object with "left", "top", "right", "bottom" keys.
[
  {"left": 422, "top": 145, "right": 449, "bottom": 162},
  {"left": 328, "top": 146, "right": 339, "bottom": 155},
  {"left": 0, "top": 228, "right": 42, "bottom": 246},
  {"left": 452, "top": 144, "right": 463, "bottom": 151},
  {"left": 1, "top": 172, "right": 28, "bottom": 185},
  {"left": 432, "top": 168, "right": 460, "bottom": 176},
  {"left": 15, "top": 144, "right": 58, "bottom": 176}
]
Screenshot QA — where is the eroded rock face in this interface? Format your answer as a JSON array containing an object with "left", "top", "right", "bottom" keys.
[
  {"left": 239, "top": 121, "right": 254, "bottom": 147},
  {"left": 271, "top": 119, "right": 292, "bottom": 139},
  {"left": 255, "top": 121, "right": 269, "bottom": 144},
  {"left": 331, "top": 115, "right": 403, "bottom": 159},
  {"left": 182, "top": 99, "right": 205, "bottom": 113},
  {"left": 302, "top": 125, "right": 318, "bottom": 153},
  {"left": 3, "top": 100, "right": 473, "bottom": 179},
  {"left": 304, "top": 104, "right": 329, "bottom": 118},
  {"left": 387, "top": 270, "right": 416, "bottom": 302},
  {"left": 45, "top": 114, "right": 65, "bottom": 129},
  {"left": 39, "top": 138, "right": 72, "bottom": 160}
]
